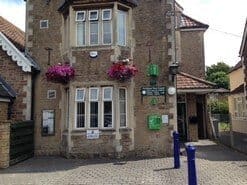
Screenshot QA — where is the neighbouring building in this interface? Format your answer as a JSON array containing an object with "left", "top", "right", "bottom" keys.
[
  {"left": 0, "top": 16, "right": 39, "bottom": 168},
  {"left": 227, "top": 19, "right": 247, "bottom": 146},
  {"left": 0, "top": 16, "right": 39, "bottom": 122},
  {"left": 174, "top": 3, "right": 217, "bottom": 142}
]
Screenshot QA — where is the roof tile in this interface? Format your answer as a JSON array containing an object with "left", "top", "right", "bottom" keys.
[
  {"left": 177, "top": 72, "right": 215, "bottom": 89},
  {"left": 180, "top": 14, "right": 209, "bottom": 29},
  {"left": 0, "top": 16, "right": 25, "bottom": 51}
]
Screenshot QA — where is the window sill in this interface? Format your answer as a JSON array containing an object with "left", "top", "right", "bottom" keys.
[
  {"left": 71, "top": 45, "right": 113, "bottom": 51},
  {"left": 119, "top": 128, "right": 132, "bottom": 133}
]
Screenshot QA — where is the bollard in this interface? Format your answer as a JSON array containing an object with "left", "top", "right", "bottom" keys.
[
  {"left": 173, "top": 131, "right": 180, "bottom": 169},
  {"left": 186, "top": 144, "right": 197, "bottom": 185}
]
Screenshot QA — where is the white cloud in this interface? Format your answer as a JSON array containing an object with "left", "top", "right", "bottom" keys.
[
  {"left": 177, "top": 0, "right": 247, "bottom": 67},
  {"left": 0, "top": 1, "right": 26, "bottom": 31}
]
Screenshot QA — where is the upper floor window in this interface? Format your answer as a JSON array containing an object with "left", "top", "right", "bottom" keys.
[
  {"left": 75, "top": 8, "right": 127, "bottom": 47},
  {"left": 118, "top": 10, "right": 127, "bottom": 46},
  {"left": 76, "top": 9, "right": 112, "bottom": 46}
]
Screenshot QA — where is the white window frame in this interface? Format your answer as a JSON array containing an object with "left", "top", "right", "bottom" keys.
[
  {"left": 102, "top": 9, "right": 112, "bottom": 20},
  {"left": 76, "top": 11, "right": 86, "bottom": 21},
  {"left": 233, "top": 95, "right": 247, "bottom": 120},
  {"left": 89, "top": 87, "right": 100, "bottom": 128},
  {"left": 89, "top": 21, "right": 99, "bottom": 45},
  {"left": 119, "top": 88, "right": 127, "bottom": 128},
  {"left": 89, "top": 10, "right": 99, "bottom": 21},
  {"left": 102, "top": 87, "right": 113, "bottom": 128},
  {"left": 75, "top": 88, "right": 86, "bottom": 129},
  {"left": 40, "top": 20, "right": 49, "bottom": 29}
]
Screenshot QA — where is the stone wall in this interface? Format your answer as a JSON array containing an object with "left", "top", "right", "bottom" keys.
[
  {"left": 180, "top": 31, "right": 206, "bottom": 79},
  {"left": 0, "top": 102, "right": 10, "bottom": 168},
  {"left": 0, "top": 49, "right": 31, "bottom": 121},
  {"left": 28, "top": 0, "right": 174, "bottom": 157}
]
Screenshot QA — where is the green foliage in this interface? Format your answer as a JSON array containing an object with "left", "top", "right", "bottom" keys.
[
  {"left": 208, "top": 100, "right": 229, "bottom": 114},
  {"left": 206, "top": 62, "right": 231, "bottom": 89}
]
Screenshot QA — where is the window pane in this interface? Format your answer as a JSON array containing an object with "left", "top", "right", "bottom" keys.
[
  {"left": 103, "top": 21, "right": 112, "bottom": 44},
  {"left": 76, "top": 102, "right": 85, "bottom": 128},
  {"left": 103, "top": 10, "right": 111, "bottom": 20},
  {"left": 76, "top": 89, "right": 85, "bottom": 101},
  {"left": 119, "top": 89, "right": 126, "bottom": 100},
  {"left": 89, "top": 11, "right": 98, "bottom": 20},
  {"left": 90, "top": 88, "right": 98, "bottom": 101},
  {"left": 90, "top": 102, "right": 98, "bottom": 127},
  {"left": 76, "top": 11, "right": 85, "bottom": 21},
  {"left": 120, "top": 102, "right": 126, "bottom": 114},
  {"left": 104, "top": 87, "right": 112, "bottom": 100},
  {"left": 104, "top": 102, "right": 112, "bottom": 128},
  {"left": 120, "top": 114, "right": 126, "bottom": 127},
  {"left": 77, "top": 22, "right": 85, "bottom": 46},
  {"left": 118, "top": 11, "right": 126, "bottom": 46},
  {"left": 90, "top": 22, "right": 98, "bottom": 44}
]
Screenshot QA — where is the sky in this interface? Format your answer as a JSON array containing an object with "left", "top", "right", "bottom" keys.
[{"left": 0, "top": 0, "right": 246, "bottom": 67}]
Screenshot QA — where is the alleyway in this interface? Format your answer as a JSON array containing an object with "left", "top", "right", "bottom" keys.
[{"left": 0, "top": 140, "right": 246, "bottom": 185}]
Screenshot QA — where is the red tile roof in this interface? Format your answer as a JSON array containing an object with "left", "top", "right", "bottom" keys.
[
  {"left": 177, "top": 72, "right": 215, "bottom": 89},
  {"left": 0, "top": 16, "right": 25, "bottom": 51},
  {"left": 180, "top": 14, "right": 209, "bottom": 30}
]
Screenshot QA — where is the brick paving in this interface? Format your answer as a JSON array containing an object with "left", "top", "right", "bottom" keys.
[{"left": 0, "top": 140, "right": 247, "bottom": 185}]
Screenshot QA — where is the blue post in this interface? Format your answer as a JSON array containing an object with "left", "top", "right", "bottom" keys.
[
  {"left": 186, "top": 144, "right": 197, "bottom": 185},
  {"left": 173, "top": 131, "right": 180, "bottom": 169}
]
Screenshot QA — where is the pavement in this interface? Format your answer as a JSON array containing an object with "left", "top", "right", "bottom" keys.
[{"left": 0, "top": 140, "right": 247, "bottom": 185}]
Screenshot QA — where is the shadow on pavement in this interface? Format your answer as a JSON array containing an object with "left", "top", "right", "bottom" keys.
[{"left": 181, "top": 140, "right": 247, "bottom": 162}]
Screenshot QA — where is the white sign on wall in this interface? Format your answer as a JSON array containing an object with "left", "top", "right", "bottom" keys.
[{"left": 86, "top": 130, "right": 100, "bottom": 139}]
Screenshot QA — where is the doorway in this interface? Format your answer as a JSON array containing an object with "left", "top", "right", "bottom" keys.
[{"left": 177, "top": 102, "right": 187, "bottom": 141}]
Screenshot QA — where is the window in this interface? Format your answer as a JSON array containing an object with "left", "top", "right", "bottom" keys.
[
  {"left": 75, "top": 8, "right": 126, "bottom": 46},
  {"left": 102, "top": 9, "right": 112, "bottom": 44},
  {"left": 76, "top": 89, "right": 86, "bottom": 128},
  {"left": 103, "top": 87, "right": 113, "bottom": 128},
  {"left": 40, "top": 20, "right": 49, "bottom": 29},
  {"left": 118, "top": 10, "right": 127, "bottom": 46},
  {"left": 119, "top": 88, "right": 127, "bottom": 127},
  {"left": 75, "top": 87, "right": 127, "bottom": 129},
  {"left": 233, "top": 96, "right": 247, "bottom": 119},
  {"left": 76, "top": 11, "right": 86, "bottom": 46},
  {"left": 89, "top": 88, "right": 99, "bottom": 127}
]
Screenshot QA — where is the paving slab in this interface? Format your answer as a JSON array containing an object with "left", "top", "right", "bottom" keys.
[{"left": 0, "top": 140, "right": 246, "bottom": 185}]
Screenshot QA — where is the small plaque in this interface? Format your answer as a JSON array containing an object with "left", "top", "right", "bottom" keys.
[
  {"left": 86, "top": 130, "right": 100, "bottom": 139},
  {"left": 141, "top": 86, "right": 166, "bottom": 96}
]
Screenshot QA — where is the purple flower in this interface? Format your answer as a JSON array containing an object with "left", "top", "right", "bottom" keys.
[{"left": 45, "top": 64, "right": 75, "bottom": 84}]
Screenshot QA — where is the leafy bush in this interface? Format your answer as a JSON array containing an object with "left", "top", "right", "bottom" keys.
[{"left": 208, "top": 100, "right": 229, "bottom": 114}]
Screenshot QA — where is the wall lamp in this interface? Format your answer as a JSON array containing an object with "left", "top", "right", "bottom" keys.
[{"left": 169, "top": 63, "right": 179, "bottom": 82}]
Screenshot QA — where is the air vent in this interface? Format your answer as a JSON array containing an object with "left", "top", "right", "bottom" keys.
[
  {"left": 40, "top": 20, "right": 49, "bottom": 29},
  {"left": 47, "top": 90, "right": 56, "bottom": 99}
]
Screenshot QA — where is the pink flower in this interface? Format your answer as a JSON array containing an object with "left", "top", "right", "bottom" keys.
[
  {"left": 45, "top": 64, "right": 75, "bottom": 84},
  {"left": 107, "top": 62, "right": 138, "bottom": 82}
]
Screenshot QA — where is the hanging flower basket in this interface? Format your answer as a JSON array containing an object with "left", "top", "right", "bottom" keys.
[
  {"left": 45, "top": 63, "right": 75, "bottom": 84},
  {"left": 107, "top": 61, "right": 138, "bottom": 82}
]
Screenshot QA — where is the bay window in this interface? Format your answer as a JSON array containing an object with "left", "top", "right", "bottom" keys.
[
  {"left": 75, "top": 8, "right": 127, "bottom": 46},
  {"left": 75, "top": 87, "right": 127, "bottom": 129}
]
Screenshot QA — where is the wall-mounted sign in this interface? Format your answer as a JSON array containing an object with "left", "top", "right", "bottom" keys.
[
  {"left": 42, "top": 110, "right": 55, "bottom": 136},
  {"left": 86, "top": 130, "right": 100, "bottom": 139},
  {"left": 141, "top": 86, "right": 166, "bottom": 96}
]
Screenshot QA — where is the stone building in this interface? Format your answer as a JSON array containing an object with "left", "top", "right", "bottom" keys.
[
  {"left": 174, "top": 3, "right": 217, "bottom": 142},
  {"left": 25, "top": 0, "right": 178, "bottom": 158},
  {"left": 23, "top": 0, "right": 215, "bottom": 157}
]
